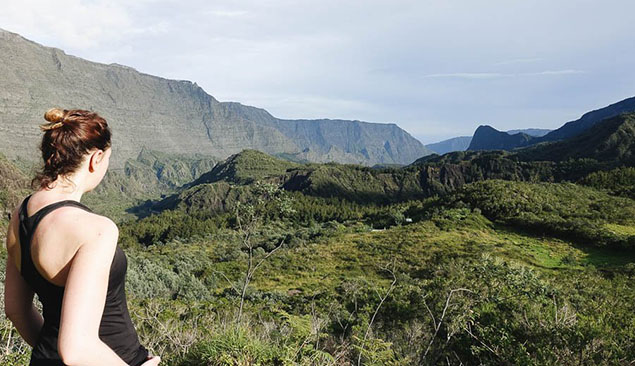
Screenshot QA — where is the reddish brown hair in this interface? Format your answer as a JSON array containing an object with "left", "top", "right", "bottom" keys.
[{"left": 31, "top": 108, "right": 112, "bottom": 190}]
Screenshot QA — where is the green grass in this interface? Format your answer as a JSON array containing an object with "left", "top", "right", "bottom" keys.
[
  {"left": 605, "top": 223, "right": 635, "bottom": 236},
  {"left": 243, "top": 213, "right": 634, "bottom": 295}
]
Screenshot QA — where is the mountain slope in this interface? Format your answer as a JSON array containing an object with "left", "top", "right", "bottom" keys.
[
  {"left": 540, "top": 96, "right": 635, "bottom": 143},
  {"left": 0, "top": 152, "right": 30, "bottom": 219},
  {"left": 187, "top": 149, "right": 300, "bottom": 187},
  {"left": 0, "top": 28, "right": 430, "bottom": 169},
  {"left": 516, "top": 112, "right": 635, "bottom": 164}
]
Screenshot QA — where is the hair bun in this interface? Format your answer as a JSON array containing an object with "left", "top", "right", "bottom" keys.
[{"left": 44, "top": 108, "right": 66, "bottom": 123}]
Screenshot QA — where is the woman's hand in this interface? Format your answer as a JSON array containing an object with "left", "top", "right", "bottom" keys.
[{"left": 141, "top": 355, "right": 161, "bottom": 365}]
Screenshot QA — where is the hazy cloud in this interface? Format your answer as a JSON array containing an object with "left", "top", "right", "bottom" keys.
[
  {"left": 494, "top": 58, "right": 543, "bottom": 66},
  {"left": 422, "top": 73, "right": 507, "bottom": 79},
  {"left": 422, "top": 70, "right": 584, "bottom": 79}
]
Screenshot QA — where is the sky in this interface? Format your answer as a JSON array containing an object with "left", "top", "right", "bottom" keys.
[{"left": 2, "top": 0, "right": 634, "bottom": 144}]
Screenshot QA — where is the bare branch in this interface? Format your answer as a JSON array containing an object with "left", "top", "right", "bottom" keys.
[
  {"left": 357, "top": 258, "right": 397, "bottom": 366},
  {"left": 422, "top": 288, "right": 474, "bottom": 361},
  {"left": 253, "top": 238, "right": 285, "bottom": 272},
  {"left": 211, "top": 270, "right": 240, "bottom": 294}
]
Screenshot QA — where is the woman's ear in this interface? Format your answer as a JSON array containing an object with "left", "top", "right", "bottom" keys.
[{"left": 88, "top": 149, "right": 104, "bottom": 173}]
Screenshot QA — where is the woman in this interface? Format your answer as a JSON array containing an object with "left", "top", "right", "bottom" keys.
[{"left": 3, "top": 108, "right": 161, "bottom": 366}]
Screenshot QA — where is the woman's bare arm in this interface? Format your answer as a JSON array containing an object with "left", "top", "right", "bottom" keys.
[
  {"left": 4, "top": 254, "right": 45, "bottom": 347},
  {"left": 4, "top": 205, "right": 44, "bottom": 347},
  {"left": 57, "top": 216, "right": 130, "bottom": 366}
]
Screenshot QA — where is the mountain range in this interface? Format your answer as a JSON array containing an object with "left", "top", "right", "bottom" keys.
[
  {"left": 0, "top": 28, "right": 432, "bottom": 169},
  {"left": 142, "top": 110, "right": 635, "bottom": 215}
]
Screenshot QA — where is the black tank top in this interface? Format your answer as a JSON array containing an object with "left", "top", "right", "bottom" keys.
[{"left": 17, "top": 194, "right": 149, "bottom": 366}]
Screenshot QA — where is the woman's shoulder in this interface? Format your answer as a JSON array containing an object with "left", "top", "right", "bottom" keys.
[
  {"left": 56, "top": 208, "right": 119, "bottom": 245},
  {"left": 55, "top": 209, "right": 120, "bottom": 268},
  {"left": 5, "top": 197, "right": 115, "bottom": 250},
  {"left": 28, "top": 200, "right": 119, "bottom": 255}
]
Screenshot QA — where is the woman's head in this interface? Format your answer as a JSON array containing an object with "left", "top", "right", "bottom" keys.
[{"left": 31, "top": 108, "right": 112, "bottom": 192}]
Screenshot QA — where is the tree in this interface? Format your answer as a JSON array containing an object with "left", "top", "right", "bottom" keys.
[{"left": 232, "top": 180, "right": 296, "bottom": 323}]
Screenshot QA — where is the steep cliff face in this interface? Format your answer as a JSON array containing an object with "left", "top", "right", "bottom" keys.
[{"left": 0, "top": 28, "right": 431, "bottom": 168}]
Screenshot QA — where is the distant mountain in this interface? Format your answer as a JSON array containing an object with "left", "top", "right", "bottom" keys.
[
  {"left": 427, "top": 129, "right": 551, "bottom": 155},
  {"left": 426, "top": 136, "right": 472, "bottom": 154},
  {"left": 505, "top": 128, "right": 551, "bottom": 137},
  {"left": 415, "top": 112, "right": 635, "bottom": 185},
  {"left": 0, "top": 28, "right": 431, "bottom": 169},
  {"left": 467, "top": 126, "right": 533, "bottom": 151},
  {"left": 426, "top": 113, "right": 635, "bottom": 166},
  {"left": 468, "top": 96, "right": 635, "bottom": 151}
]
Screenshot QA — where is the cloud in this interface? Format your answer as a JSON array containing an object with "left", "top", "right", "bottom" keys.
[
  {"left": 422, "top": 73, "right": 506, "bottom": 79},
  {"left": 204, "top": 10, "right": 248, "bottom": 18},
  {"left": 421, "top": 70, "right": 584, "bottom": 79},
  {"left": 530, "top": 69, "right": 584, "bottom": 76},
  {"left": 0, "top": 0, "right": 135, "bottom": 49},
  {"left": 494, "top": 58, "right": 543, "bottom": 66}
]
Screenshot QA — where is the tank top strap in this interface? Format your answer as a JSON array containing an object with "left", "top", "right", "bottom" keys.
[{"left": 18, "top": 194, "right": 94, "bottom": 276}]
